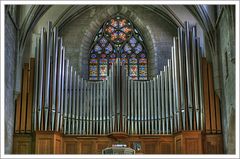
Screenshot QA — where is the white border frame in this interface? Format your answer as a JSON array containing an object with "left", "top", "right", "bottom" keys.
[{"left": 0, "top": 1, "right": 239, "bottom": 159}]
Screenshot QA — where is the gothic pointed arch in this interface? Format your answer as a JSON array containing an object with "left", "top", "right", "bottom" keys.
[{"left": 88, "top": 14, "right": 148, "bottom": 80}]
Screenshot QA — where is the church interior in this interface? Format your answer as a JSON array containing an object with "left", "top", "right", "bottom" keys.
[{"left": 3, "top": 4, "right": 237, "bottom": 156}]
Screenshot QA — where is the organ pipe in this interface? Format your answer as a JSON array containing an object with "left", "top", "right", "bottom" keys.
[
  {"left": 29, "top": 21, "right": 209, "bottom": 136},
  {"left": 37, "top": 28, "right": 45, "bottom": 130}
]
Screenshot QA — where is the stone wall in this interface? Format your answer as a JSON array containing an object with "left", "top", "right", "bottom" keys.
[
  {"left": 5, "top": 10, "right": 18, "bottom": 154},
  {"left": 215, "top": 6, "right": 235, "bottom": 154}
]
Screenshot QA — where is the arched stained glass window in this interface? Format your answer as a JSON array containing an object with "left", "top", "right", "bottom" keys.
[{"left": 89, "top": 15, "right": 148, "bottom": 80}]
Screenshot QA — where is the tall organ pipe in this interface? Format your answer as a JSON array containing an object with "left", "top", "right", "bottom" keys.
[
  {"left": 196, "top": 38, "right": 204, "bottom": 130},
  {"left": 160, "top": 71, "right": 165, "bottom": 134},
  {"left": 37, "top": 28, "right": 45, "bottom": 130},
  {"left": 32, "top": 37, "right": 40, "bottom": 131},
  {"left": 56, "top": 38, "right": 63, "bottom": 132},
  {"left": 51, "top": 28, "right": 59, "bottom": 131},
  {"left": 184, "top": 22, "right": 193, "bottom": 130},
  {"left": 76, "top": 75, "right": 80, "bottom": 134},
  {"left": 71, "top": 70, "right": 76, "bottom": 133},
  {"left": 164, "top": 66, "right": 169, "bottom": 134},
  {"left": 60, "top": 48, "right": 65, "bottom": 132},
  {"left": 171, "top": 47, "right": 177, "bottom": 132},
  {"left": 178, "top": 28, "right": 186, "bottom": 131},
  {"left": 157, "top": 75, "right": 162, "bottom": 134},
  {"left": 43, "top": 22, "right": 52, "bottom": 131},
  {"left": 67, "top": 66, "right": 73, "bottom": 134},
  {"left": 63, "top": 60, "right": 69, "bottom": 134},
  {"left": 168, "top": 60, "right": 173, "bottom": 134},
  {"left": 191, "top": 26, "right": 200, "bottom": 130}
]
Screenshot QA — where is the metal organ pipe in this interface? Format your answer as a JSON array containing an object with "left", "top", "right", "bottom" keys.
[
  {"left": 56, "top": 38, "right": 63, "bottom": 132},
  {"left": 168, "top": 60, "right": 173, "bottom": 134},
  {"left": 196, "top": 38, "right": 204, "bottom": 130},
  {"left": 43, "top": 22, "right": 52, "bottom": 131},
  {"left": 191, "top": 26, "right": 200, "bottom": 130},
  {"left": 51, "top": 28, "right": 59, "bottom": 131},
  {"left": 31, "top": 21, "right": 205, "bottom": 137},
  {"left": 37, "top": 28, "right": 45, "bottom": 130},
  {"left": 63, "top": 60, "right": 69, "bottom": 134},
  {"left": 32, "top": 37, "right": 40, "bottom": 131}
]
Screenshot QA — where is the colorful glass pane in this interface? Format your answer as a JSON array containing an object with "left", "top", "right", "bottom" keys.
[
  {"left": 119, "top": 19, "right": 126, "bottom": 27},
  {"left": 124, "top": 43, "right": 131, "bottom": 53},
  {"left": 129, "top": 57, "right": 137, "bottom": 63},
  {"left": 130, "top": 76, "right": 138, "bottom": 80},
  {"left": 130, "top": 37, "right": 137, "bottom": 44},
  {"left": 139, "top": 65, "right": 147, "bottom": 77},
  {"left": 111, "top": 19, "right": 118, "bottom": 27},
  {"left": 94, "top": 44, "right": 101, "bottom": 52},
  {"left": 101, "top": 54, "right": 106, "bottom": 58},
  {"left": 100, "top": 65, "right": 108, "bottom": 76},
  {"left": 140, "top": 53, "right": 145, "bottom": 58},
  {"left": 130, "top": 54, "right": 136, "bottom": 58},
  {"left": 91, "top": 54, "right": 97, "bottom": 58},
  {"left": 139, "top": 58, "right": 147, "bottom": 64},
  {"left": 100, "top": 58, "right": 107, "bottom": 64},
  {"left": 100, "top": 37, "right": 107, "bottom": 47},
  {"left": 135, "top": 43, "right": 143, "bottom": 54},
  {"left": 121, "top": 54, "right": 127, "bottom": 58},
  {"left": 106, "top": 26, "right": 114, "bottom": 33},
  {"left": 105, "top": 43, "right": 113, "bottom": 53},
  {"left": 89, "top": 77, "right": 98, "bottom": 80},
  {"left": 121, "top": 27, "right": 131, "bottom": 33},
  {"left": 129, "top": 65, "right": 138, "bottom": 76},
  {"left": 100, "top": 76, "right": 107, "bottom": 80},
  {"left": 90, "top": 59, "right": 98, "bottom": 64},
  {"left": 89, "top": 65, "right": 98, "bottom": 76},
  {"left": 139, "top": 77, "right": 147, "bottom": 80},
  {"left": 110, "top": 54, "right": 116, "bottom": 58}
]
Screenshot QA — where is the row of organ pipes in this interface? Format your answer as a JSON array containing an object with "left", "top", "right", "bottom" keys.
[{"left": 31, "top": 21, "right": 204, "bottom": 135}]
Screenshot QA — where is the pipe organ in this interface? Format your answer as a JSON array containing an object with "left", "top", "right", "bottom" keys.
[{"left": 13, "top": 21, "right": 223, "bottom": 154}]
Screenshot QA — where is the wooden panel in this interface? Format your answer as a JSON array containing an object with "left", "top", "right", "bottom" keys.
[
  {"left": 34, "top": 131, "right": 62, "bottom": 154},
  {"left": 215, "top": 94, "right": 222, "bottom": 133},
  {"left": 64, "top": 141, "right": 77, "bottom": 154},
  {"left": 81, "top": 141, "right": 94, "bottom": 154},
  {"left": 159, "top": 142, "right": 173, "bottom": 154},
  {"left": 208, "top": 63, "right": 216, "bottom": 133},
  {"left": 175, "top": 134, "right": 182, "bottom": 154},
  {"left": 26, "top": 58, "right": 35, "bottom": 133},
  {"left": 54, "top": 133, "right": 62, "bottom": 154},
  {"left": 204, "top": 134, "right": 223, "bottom": 154},
  {"left": 143, "top": 141, "right": 158, "bottom": 154},
  {"left": 185, "top": 138, "right": 199, "bottom": 154},
  {"left": 13, "top": 134, "right": 32, "bottom": 154},
  {"left": 20, "top": 64, "right": 29, "bottom": 133},
  {"left": 15, "top": 94, "right": 21, "bottom": 133},
  {"left": 55, "top": 139, "right": 62, "bottom": 154},
  {"left": 182, "top": 131, "right": 203, "bottom": 154},
  {"left": 202, "top": 58, "right": 211, "bottom": 133},
  {"left": 37, "top": 138, "right": 52, "bottom": 154}
]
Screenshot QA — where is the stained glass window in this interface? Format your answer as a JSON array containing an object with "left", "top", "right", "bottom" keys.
[{"left": 89, "top": 14, "right": 148, "bottom": 80}]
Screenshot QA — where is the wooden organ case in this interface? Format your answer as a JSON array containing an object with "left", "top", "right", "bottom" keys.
[{"left": 13, "top": 22, "right": 223, "bottom": 154}]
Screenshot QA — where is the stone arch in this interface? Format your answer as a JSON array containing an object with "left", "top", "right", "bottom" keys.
[{"left": 76, "top": 5, "right": 157, "bottom": 78}]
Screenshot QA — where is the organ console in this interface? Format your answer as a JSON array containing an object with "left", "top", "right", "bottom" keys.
[{"left": 13, "top": 21, "right": 223, "bottom": 154}]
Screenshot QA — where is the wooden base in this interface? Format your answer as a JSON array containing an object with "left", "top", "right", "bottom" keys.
[
  {"left": 13, "top": 134, "right": 32, "bottom": 154},
  {"left": 175, "top": 131, "right": 203, "bottom": 154},
  {"left": 34, "top": 131, "right": 62, "bottom": 154},
  {"left": 13, "top": 131, "right": 223, "bottom": 154}
]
